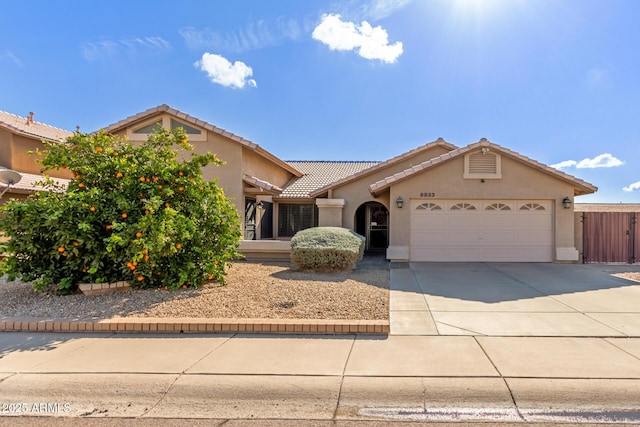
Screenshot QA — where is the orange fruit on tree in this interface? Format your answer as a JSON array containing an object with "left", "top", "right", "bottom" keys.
[
  {"left": 139, "top": 177, "right": 145, "bottom": 182},
  {"left": 121, "top": 213, "right": 127, "bottom": 219},
  {"left": 178, "top": 187, "right": 184, "bottom": 191},
  {"left": 96, "top": 147, "right": 103, "bottom": 153},
  {"left": 90, "top": 206, "right": 96, "bottom": 212},
  {"left": 145, "top": 210, "right": 150, "bottom": 215},
  {"left": 137, "top": 276, "right": 144, "bottom": 282},
  {"left": 106, "top": 224, "right": 112, "bottom": 230},
  {"left": 178, "top": 171, "right": 184, "bottom": 176},
  {"left": 116, "top": 172, "right": 123, "bottom": 178},
  {"left": 78, "top": 183, "right": 85, "bottom": 188},
  {"left": 136, "top": 232, "right": 142, "bottom": 238},
  {"left": 157, "top": 185, "right": 163, "bottom": 190},
  {"left": 57, "top": 246, "right": 65, "bottom": 253},
  {"left": 175, "top": 243, "right": 182, "bottom": 249}
]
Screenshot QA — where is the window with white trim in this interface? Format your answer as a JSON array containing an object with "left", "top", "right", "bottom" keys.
[
  {"left": 486, "top": 203, "right": 511, "bottom": 211},
  {"left": 416, "top": 202, "right": 442, "bottom": 211},
  {"left": 451, "top": 203, "right": 477, "bottom": 211},
  {"left": 520, "top": 203, "right": 546, "bottom": 211}
]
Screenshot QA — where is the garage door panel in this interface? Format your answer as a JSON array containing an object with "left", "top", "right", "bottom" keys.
[{"left": 410, "top": 199, "right": 553, "bottom": 262}]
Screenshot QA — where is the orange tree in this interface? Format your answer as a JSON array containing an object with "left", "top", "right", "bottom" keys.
[{"left": 0, "top": 128, "right": 241, "bottom": 294}]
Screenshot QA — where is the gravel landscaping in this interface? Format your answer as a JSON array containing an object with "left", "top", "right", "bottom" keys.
[
  {"left": 617, "top": 272, "right": 640, "bottom": 283},
  {"left": 0, "top": 261, "right": 389, "bottom": 320}
]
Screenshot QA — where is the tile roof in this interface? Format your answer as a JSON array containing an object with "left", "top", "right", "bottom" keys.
[
  {"left": 281, "top": 161, "right": 380, "bottom": 199},
  {"left": 243, "top": 173, "right": 283, "bottom": 194},
  {"left": 2, "top": 171, "right": 69, "bottom": 195},
  {"left": 369, "top": 139, "right": 598, "bottom": 197},
  {"left": 102, "top": 104, "right": 302, "bottom": 178},
  {"left": 308, "top": 139, "right": 457, "bottom": 197},
  {"left": 0, "top": 110, "right": 72, "bottom": 142}
]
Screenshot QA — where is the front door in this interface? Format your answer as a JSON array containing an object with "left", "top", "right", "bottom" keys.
[
  {"left": 245, "top": 197, "right": 256, "bottom": 240},
  {"left": 367, "top": 203, "right": 389, "bottom": 251}
]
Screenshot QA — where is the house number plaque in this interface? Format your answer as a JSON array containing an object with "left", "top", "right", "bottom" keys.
[{"left": 420, "top": 192, "right": 436, "bottom": 198}]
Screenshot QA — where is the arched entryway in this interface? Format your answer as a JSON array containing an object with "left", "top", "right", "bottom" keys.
[{"left": 355, "top": 202, "right": 389, "bottom": 252}]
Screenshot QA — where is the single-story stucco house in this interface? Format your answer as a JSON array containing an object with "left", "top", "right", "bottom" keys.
[{"left": 1, "top": 105, "right": 602, "bottom": 263}]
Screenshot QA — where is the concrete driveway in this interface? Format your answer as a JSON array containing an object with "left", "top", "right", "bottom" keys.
[{"left": 390, "top": 262, "right": 640, "bottom": 336}]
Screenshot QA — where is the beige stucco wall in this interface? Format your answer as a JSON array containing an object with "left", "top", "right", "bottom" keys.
[
  {"left": 0, "top": 129, "right": 13, "bottom": 168},
  {"left": 0, "top": 131, "right": 71, "bottom": 180},
  {"left": 329, "top": 144, "right": 453, "bottom": 230},
  {"left": 316, "top": 198, "right": 345, "bottom": 227},
  {"left": 115, "top": 112, "right": 296, "bottom": 232},
  {"left": 574, "top": 211, "right": 584, "bottom": 262},
  {"left": 384, "top": 154, "right": 579, "bottom": 262}
]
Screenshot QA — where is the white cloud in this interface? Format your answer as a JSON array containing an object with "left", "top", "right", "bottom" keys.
[
  {"left": 576, "top": 153, "right": 624, "bottom": 168},
  {"left": 195, "top": 53, "right": 257, "bottom": 89},
  {"left": 180, "top": 18, "right": 306, "bottom": 52},
  {"left": 312, "top": 14, "right": 403, "bottom": 63},
  {"left": 551, "top": 153, "right": 624, "bottom": 170},
  {"left": 358, "top": 0, "right": 413, "bottom": 21},
  {"left": 586, "top": 67, "right": 607, "bottom": 88},
  {"left": 0, "top": 50, "right": 23, "bottom": 67},
  {"left": 623, "top": 181, "right": 640, "bottom": 192},
  {"left": 82, "top": 37, "right": 171, "bottom": 61},
  {"left": 550, "top": 160, "right": 578, "bottom": 170}
]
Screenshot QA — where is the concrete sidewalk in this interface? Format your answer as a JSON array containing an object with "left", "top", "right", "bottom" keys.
[
  {"left": 2, "top": 262, "right": 640, "bottom": 423},
  {"left": 1, "top": 332, "right": 640, "bottom": 422}
]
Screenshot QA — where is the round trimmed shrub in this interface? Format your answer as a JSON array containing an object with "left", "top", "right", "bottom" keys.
[{"left": 290, "top": 227, "right": 365, "bottom": 272}]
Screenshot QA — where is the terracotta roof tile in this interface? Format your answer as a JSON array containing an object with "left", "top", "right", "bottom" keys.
[
  {"left": 308, "top": 139, "right": 457, "bottom": 197},
  {"left": 2, "top": 171, "right": 69, "bottom": 195},
  {"left": 243, "top": 173, "right": 283, "bottom": 194},
  {"left": 0, "top": 110, "right": 72, "bottom": 142},
  {"left": 281, "top": 161, "right": 380, "bottom": 199}
]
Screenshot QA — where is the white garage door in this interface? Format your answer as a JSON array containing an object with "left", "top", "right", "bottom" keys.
[{"left": 410, "top": 200, "right": 553, "bottom": 262}]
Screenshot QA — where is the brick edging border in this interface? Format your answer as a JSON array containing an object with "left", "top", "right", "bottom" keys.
[{"left": 0, "top": 317, "right": 389, "bottom": 335}]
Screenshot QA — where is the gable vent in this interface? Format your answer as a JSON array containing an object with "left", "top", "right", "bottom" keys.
[
  {"left": 468, "top": 152, "right": 497, "bottom": 174},
  {"left": 464, "top": 150, "right": 502, "bottom": 179}
]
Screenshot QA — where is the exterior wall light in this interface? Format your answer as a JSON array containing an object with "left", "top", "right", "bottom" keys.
[
  {"left": 396, "top": 196, "right": 404, "bottom": 209},
  {"left": 562, "top": 196, "right": 572, "bottom": 209}
]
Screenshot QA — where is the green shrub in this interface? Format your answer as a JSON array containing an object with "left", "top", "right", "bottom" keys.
[
  {"left": 0, "top": 128, "right": 242, "bottom": 293},
  {"left": 290, "top": 227, "right": 365, "bottom": 272}
]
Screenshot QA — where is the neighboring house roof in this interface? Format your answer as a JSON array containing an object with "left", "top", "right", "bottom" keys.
[
  {"left": 2, "top": 171, "right": 69, "bottom": 195},
  {"left": 309, "top": 138, "right": 457, "bottom": 197},
  {"left": 281, "top": 161, "right": 380, "bottom": 199},
  {"left": 0, "top": 110, "right": 72, "bottom": 142},
  {"left": 243, "top": 173, "right": 283, "bottom": 195},
  {"left": 369, "top": 139, "right": 598, "bottom": 197},
  {"left": 102, "top": 104, "right": 302, "bottom": 178},
  {"left": 575, "top": 203, "right": 640, "bottom": 212}
]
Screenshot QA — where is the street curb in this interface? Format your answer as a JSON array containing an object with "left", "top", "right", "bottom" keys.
[{"left": 0, "top": 316, "right": 389, "bottom": 335}]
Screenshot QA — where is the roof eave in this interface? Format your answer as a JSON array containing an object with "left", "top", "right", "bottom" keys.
[
  {"left": 368, "top": 140, "right": 598, "bottom": 198},
  {"left": 309, "top": 138, "right": 457, "bottom": 198},
  {"left": 102, "top": 104, "right": 302, "bottom": 178}
]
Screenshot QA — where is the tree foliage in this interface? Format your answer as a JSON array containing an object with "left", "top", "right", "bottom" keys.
[{"left": 0, "top": 128, "right": 242, "bottom": 293}]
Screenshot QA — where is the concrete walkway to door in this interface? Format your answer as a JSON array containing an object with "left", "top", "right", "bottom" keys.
[{"left": 390, "top": 262, "right": 640, "bottom": 336}]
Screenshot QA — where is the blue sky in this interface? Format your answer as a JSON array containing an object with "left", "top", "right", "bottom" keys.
[{"left": 1, "top": 0, "right": 639, "bottom": 202}]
